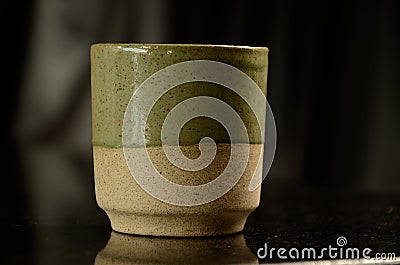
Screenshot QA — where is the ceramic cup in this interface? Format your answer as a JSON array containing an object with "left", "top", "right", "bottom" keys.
[{"left": 91, "top": 44, "right": 268, "bottom": 236}]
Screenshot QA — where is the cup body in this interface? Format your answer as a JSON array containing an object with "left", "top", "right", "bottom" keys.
[{"left": 91, "top": 44, "right": 268, "bottom": 236}]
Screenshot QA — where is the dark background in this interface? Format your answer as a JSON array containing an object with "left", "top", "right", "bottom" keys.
[{"left": 2, "top": 0, "right": 399, "bottom": 262}]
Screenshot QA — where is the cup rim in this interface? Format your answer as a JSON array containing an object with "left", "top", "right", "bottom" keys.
[{"left": 91, "top": 43, "right": 268, "bottom": 52}]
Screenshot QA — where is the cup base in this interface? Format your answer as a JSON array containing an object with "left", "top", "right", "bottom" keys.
[
  {"left": 106, "top": 210, "right": 251, "bottom": 237},
  {"left": 94, "top": 145, "right": 262, "bottom": 237}
]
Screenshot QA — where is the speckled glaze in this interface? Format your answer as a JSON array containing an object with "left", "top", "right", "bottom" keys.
[
  {"left": 95, "top": 232, "right": 258, "bottom": 264},
  {"left": 91, "top": 44, "right": 269, "bottom": 236},
  {"left": 91, "top": 44, "right": 268, "bottom": 147}
]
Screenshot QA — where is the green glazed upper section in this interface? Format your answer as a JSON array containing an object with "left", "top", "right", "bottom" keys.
[{"left": 91, "top": 44, "right": 269, "bottom": 148}]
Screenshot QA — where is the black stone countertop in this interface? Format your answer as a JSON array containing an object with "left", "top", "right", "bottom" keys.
[{"left": 4, "top": 181, "right": 400, "bottom": 264}]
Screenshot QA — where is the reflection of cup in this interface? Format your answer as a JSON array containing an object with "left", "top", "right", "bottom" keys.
[
  {"left": 95, "top": 232, "right": 258, "bottom": 265},
  {"left": 91, "top": 44, "right": 269, "bottom": 236}
]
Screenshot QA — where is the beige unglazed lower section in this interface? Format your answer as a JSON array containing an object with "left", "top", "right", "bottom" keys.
[{"left": 93, "top": 144, "right": 263, "bottom": 237}]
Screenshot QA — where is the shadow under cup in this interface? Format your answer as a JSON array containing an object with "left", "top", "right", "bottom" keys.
[{"left": 91, "top": 44, "right": 268, "bottom": 236}]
